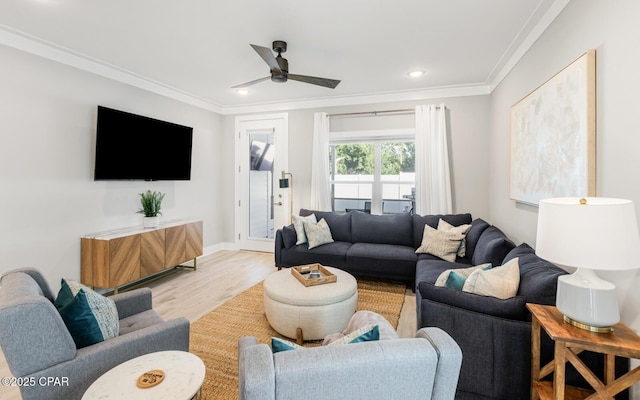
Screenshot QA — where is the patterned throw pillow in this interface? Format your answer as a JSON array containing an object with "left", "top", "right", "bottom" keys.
[
  {"left": 462, "top": 257, "right": 520, "bottom": 299},
  {"left": 415, "top": 224, "right": 466, "bottom": 262},
  {"left": 437, "top": 219, "right": 472, "bottom": 257},
  {"left": 292, "top": 214, "right": 317, "bottom": 245},
  {"left": 55, "top": 278, "right": 119, "bottom": 348},
  {"left": 303, "top": 218, "right": 334, "bottom": 249}
]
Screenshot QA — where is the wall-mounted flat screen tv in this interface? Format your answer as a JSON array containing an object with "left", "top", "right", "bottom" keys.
[{"left": 94, "top": 106, "right": 193, "bottom": 181}]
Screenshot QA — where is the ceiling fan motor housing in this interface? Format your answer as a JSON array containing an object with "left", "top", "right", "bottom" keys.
[{"left": 271, "top": 56, "right": 289, "bottom": 82}]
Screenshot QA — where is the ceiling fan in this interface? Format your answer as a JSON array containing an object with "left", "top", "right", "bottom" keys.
[{"left": 232, "top": 40, "right": 341, "bottom": 89}]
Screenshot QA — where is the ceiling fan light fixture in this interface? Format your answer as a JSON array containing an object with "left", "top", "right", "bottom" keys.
[
  {"left": 236, "top": 89, "right": 249, "bottom": 95},
  {"left": 408, "top": 70, "right": 425, "bottom": 78}
]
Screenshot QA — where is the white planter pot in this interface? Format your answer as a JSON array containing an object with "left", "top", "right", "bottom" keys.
[{"left": 143, "top": 216, "right": 160, "bottom": 228}]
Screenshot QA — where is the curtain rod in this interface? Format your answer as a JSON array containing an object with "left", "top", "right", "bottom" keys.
[
  {"left": 328, "top": 109, "right": 414, "bottom": 118},
  {"left": 328, "top": 106, "right": 442, "bottom": 118}
]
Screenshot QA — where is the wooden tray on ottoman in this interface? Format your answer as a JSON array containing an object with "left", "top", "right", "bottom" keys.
[{"left": 291, "top": 264, "right": 337, "bottom": 287}]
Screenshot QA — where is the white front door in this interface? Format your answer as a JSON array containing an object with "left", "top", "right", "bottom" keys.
[{"left": 235, "top": 113, "right": 289, "bottom": 252}]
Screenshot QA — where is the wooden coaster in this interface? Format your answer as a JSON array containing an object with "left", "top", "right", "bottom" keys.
[{"left": 136, "top": 369, "right": 165, "bottom": 389}]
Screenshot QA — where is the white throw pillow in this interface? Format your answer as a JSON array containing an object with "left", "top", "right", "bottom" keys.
[
  {"left": 462, "top": 257, "right": 520, "bottom": 299},
  {"left": 292, "top": 214, "right": 317, "bottom": 245}
]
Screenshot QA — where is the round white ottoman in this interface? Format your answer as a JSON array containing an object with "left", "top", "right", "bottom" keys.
[{"left": 263, "top": 266, "right": 358, "bottom": 343}]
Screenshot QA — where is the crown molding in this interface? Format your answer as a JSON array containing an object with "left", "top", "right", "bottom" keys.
[
  {"left": 486, "top": 0, "right": 571, "bottom": 91},
  {"left": 220, "top": 84, "right": 491, "bottom": 115},
  {"left": 0, "top": 24, "right": 223, "bottom": 113},
  {"left": 1, "top": 0, "right": 568, "bottom": 117}
]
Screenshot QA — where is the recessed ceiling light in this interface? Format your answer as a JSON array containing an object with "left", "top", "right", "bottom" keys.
[
  {"left": 236, "top": 89, "right": 249, "bottom": 95},
  {"left": 408, "top": 70, "right": 425, "bottom": 78}
]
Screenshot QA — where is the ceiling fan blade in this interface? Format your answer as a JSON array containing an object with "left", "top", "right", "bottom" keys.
[
  {"left": 231, "top": 76, "right": 270, "bottom": 88},
  {"left": 250, "top": 44, "right": 281, "bottom": 73},
  {"left": 287, "top": 74, "right": 341, "bottom": 89}
]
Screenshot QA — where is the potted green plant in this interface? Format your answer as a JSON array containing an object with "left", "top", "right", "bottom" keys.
[{"left": 138, "top": 190, "right": 165, "bottom": 228}]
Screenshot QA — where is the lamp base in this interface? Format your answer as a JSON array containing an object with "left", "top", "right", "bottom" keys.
[
  {"left": 556, "top": 268, "right": 619, "bottom": 333},
  {"left": 562, "top": 315, "right": 614, "bottom": 333}
]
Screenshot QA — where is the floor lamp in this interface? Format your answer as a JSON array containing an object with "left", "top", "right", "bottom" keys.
[
  {"left": 536, "top": 197, "right": 640, "bottom": 332},
  {"left": 279, "top": 171, "right": 293, "bottom": 224}
]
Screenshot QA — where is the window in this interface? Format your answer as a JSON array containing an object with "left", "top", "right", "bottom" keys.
[{"left": 330, "top": 140, "right": 415, "bottom": 214}]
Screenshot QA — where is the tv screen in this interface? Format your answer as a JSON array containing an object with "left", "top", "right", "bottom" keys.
[{"left": 94, "top": 106, "right": 193, "bottom": 181}]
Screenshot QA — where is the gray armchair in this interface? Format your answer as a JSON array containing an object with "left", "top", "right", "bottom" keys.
[
  {"left": 238, "top": 327, "right": 462, "bottom": 400},
  {"left": 0, "top": 268, "right": 190, "bottom": 400}
]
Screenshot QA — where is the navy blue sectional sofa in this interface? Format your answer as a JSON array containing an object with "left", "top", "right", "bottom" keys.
[
  {"left": 275, "top": 209, "right": 629, "bottom": 400},
  {"left": 275, "top": 209, "right": 486, "bottom": 287}
]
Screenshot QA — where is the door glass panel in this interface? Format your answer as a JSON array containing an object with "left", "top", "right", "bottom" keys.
[{"left": 248, "top": 131, "right": 275, "bottom": 239}]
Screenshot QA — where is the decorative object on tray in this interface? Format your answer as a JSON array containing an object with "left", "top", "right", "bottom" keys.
[
  {"left": 510, "top": 50, "right": 596, "bottom": 206},
  {"left": 291, "top": 264, "right": 337, "bottom": 286},
  {"left": 138, "top": 190, "right": 165, "bottom": 228},
  {"left": 136, "top": 369, "right": 165, "bottom": 389}
]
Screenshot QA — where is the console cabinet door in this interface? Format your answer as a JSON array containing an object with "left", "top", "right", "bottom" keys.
[
  {"left": 141, "top": 229, "right": 166, "bottom": 276},
  {"left": 109, "top": 235, "right": 140, "bottom": 287},
  {"left": 165, "top": 225, "right": 186, "bottom": 267},
  {"left": 185, "top": 221, "right": 203, "bottom": 260}
]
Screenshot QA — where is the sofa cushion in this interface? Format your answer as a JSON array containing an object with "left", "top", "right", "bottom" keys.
[
  {"left": 351, "top": 212, "right": 413, "bottom": 247},
  {"left": 503, "top": 243, "right": 567, "bottom": 305},
  {"left": 470, "top": 226, "right": 516, "bottom": 266},
  {"left": 304, "top": 218, "right": 334, "bottom": 249},
  {"left": 55, "top": 278, "right": 119, "bottom": 348},
  {"left": 415, "top": 224, "right": 466, "bottom": 262},
  {"left": 412, "top": 213, "right": 472, "bottom": 248},
  {"left": 462, "top": 257, "right": 520, "bottom": 299},
  {"left": 465, "top": 218, "right": 490, "bottom": 261},
  {"left": 346, "top": 243, "right": 416, "bottom": 283},
  {"left": 300, "top": 209, "right": 352, "bottom": 242},
  {"left": 118, "top": 309, "right": 164, "bottom": 335},
  {"left": 281, "top": 241, "right": 352, "bottom": 269},
  {"left": 292, "top": 214, "right": 317, "bottom": 245}
]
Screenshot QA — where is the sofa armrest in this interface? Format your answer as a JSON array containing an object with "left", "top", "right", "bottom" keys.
[
  {"left": 17, "top": 316, "right": 190, "bottom": 400},
  {"left": 238, "top": 337, "right": 276, "bottom": 400},
  {"left": 415, "top": 327, "right": 462, "bottom": 400},
  {"left": 112, "top": 287, "right": 153, "bottom": 319},
  {"left": 417, "top": 282, "right": 528, "bottom": 320}
]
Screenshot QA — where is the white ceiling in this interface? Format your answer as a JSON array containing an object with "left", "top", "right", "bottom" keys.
[{"left": 0, "top": 0, "right": 569, "bottom": 113}]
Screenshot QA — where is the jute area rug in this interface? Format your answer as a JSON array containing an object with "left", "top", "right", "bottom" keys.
[{"left": 189, "top": 279, "right": 406, "bottom": 400}]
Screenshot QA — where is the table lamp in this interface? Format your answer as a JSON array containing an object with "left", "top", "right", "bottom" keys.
[{"left": 536, "top": 197, "right": 640, "bottom": 332}]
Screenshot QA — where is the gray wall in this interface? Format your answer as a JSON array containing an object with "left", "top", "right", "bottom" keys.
[
  {"left": 0, "top": 44, "right": 224, "bottom": 288},
  {"left": 223, "top": 95, "right": 491, "bottom": 242},
  {"left": 489, "top": 0, "right": 640, "bottom": 334}
]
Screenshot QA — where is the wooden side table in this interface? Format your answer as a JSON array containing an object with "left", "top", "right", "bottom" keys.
[{"left": 528, "top": 303, "right": 640, "bottom": 400}]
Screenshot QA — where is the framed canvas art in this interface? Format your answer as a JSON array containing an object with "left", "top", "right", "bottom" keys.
[{"left": 510, "top": 50, "right": 596, "bottom": 206}]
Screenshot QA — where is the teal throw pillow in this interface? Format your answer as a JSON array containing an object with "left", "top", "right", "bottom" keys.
[
  {"left": 55, "top": 278, "right": 119, "bottom": 349},
  {"left": 271, "top": 337, "right": 304, "bottom": 353},
  {"left": 444, "top": 271, "right": 468, "bottom": 291},
  {"left": 327, "top": 324, "right": 380, "bottom": 346}
]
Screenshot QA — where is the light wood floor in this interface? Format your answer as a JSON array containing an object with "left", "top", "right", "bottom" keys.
[{"left": 0, "top": 250, "right": 416, "bottom": 400}]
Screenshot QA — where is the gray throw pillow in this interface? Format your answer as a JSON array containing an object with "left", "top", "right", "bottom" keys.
[{"left": 303, "top": 218, "right": 334, "bottom": 249}]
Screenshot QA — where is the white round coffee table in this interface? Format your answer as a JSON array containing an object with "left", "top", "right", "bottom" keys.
[
  {"left": 264, "top": 266, "right": 357, "bottom": 343},
  {"left": 82, "top": 351, "right": 205, "bottom": 400}
]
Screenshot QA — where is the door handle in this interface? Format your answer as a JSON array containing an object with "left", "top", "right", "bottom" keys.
[{"left": 273, "top": 201, "right": 283, "bottom": 206}]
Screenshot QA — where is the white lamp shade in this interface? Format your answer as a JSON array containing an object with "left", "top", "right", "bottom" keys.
[{"left": 536, "top": 197, "right": 640, "bottom": 271}]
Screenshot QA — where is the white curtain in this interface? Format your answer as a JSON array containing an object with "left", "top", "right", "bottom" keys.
[
  {"left": 310, "top": 112, "right": 332, "bottom": 211},
  {"left": 415, "top": 104, "right": 452, "bottom": 215}
]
